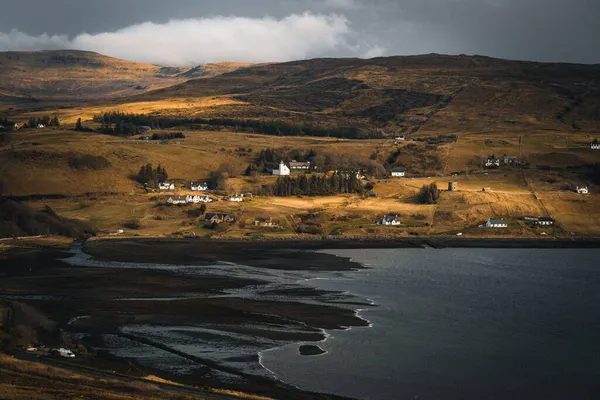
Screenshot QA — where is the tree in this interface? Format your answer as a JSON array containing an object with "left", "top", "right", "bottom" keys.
[
  {"left": 75, "top": 118, "right": 83, "bottom": 131},
  {"left": 417, "top": 183, "right": 441, "bottom": 204},
  {"left": 52, "top": 115, "right": 60, "bottom": 127}
]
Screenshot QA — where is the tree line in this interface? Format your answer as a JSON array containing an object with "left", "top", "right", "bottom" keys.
[
  {"left": 270, "top": 172, "right": 363, "bottom": 197},
  {"left": 26, "top": 115, "right": 60, "bottom": 128},
  {"left": 146, "top": 132, "right": 185, "bottom": 140},
  {"left": 136, "top": 164, "right": 169, "bottom": 186},
  {"left": 92, "top": 111, "right": 380, "bottom": 139}
]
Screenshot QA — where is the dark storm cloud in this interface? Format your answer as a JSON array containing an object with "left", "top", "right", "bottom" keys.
[{"left": 0, "top": 0, "right": 598, "bottom": 64}]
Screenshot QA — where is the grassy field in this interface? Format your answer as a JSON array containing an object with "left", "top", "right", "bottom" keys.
[{"left": 1, "top": 124, "right": 599, "bottom": 238}]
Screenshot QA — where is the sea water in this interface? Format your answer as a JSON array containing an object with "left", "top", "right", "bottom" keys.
[{"left": 260, "top": 248, "right": 600, "bottom": 400}]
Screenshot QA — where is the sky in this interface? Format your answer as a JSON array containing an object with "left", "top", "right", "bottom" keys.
[{"left": 0, "top": 0, "right": 598, "bottom": 66}]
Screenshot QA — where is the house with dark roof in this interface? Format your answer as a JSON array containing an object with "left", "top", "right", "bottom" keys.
[
  {"left": 485, "top": 218, "right": 507, "bottom": 228},
  {"left": 536, "top": 217, "right": 554, "bottom": 226},
  {"left": 391, "top": 168, "right": 406, "bottom": 177},
  {"left": 254, "top": 216, "right": 274, "bottom": 227},
  {"left": 289, "top": 160, "right": 311, "bottom": 170},
  {"left": 205, "top": 213, "right": 236, "bottom": 224}
]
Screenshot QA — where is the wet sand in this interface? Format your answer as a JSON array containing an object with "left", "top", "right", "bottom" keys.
[{"left": 0, "top": 242, "right": 367, "bottom": 399}]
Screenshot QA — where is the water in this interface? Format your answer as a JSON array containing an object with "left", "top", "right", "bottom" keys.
[{"left": 260, "top": 248, "right": 600, "bottom": 400}]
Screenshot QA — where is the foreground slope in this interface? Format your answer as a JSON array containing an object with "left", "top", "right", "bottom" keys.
[{"left": 0, "top": 51, "right": 251, "bottom": 107}]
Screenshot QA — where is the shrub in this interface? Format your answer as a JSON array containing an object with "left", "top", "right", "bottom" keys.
[
  {"left": 123, "top": 220, "right": 140, "bottom": 229},
  {"left": 187, "top": 204, "right": 207, "bottom": 218},
  {"left": 416, "top": 183, "right": 441, "bottom": 204}
]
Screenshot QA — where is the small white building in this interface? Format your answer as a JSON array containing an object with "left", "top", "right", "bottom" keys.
[
  {"left": 379, "top": 215, "right": 401, "bottom": 226},
  {"left": 486, "top": 218, "right": 508, "bottom": 228},
  {"left": 168, "top": 196, "right": 187, "bottom": 205},
  {"left": 272, "top": 161, "right": 291, "bottom": 176},
  {"left": 576, "top": 186, "right": 589, "bottom": 194},
  {"left": 229, "top": 195, "right": 244, "bottom": 202},
  {"left": 158, "top": 183, "right": 175, "bottom": 190},
  {"left": 485, "top": 159, "right": 501, "bottom": 168},
  {"left": 591, "top": 142, "right": 600, "bottom": 150},
  {"left": 186, "top": 195, "right": 213, "bottom": 204},
  {"left": 394, "top": 136, "right": 406, "bottom": 141},
  {"left": 191, "top": 182, "right": 208, "bottom": 191},
  {"left": 37, "top": 124, "right": 46, "bottom": 128},
  {"left": 536, "top": 217, "right": 554, "bottom": 226},
  {"left": 391, "top": 168, "right": 406, "bottom": 177},
  {"left": 289, "top": 160, "right": 311, "bottom": 170}
]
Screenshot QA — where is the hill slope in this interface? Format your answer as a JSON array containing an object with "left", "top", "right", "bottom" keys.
[
  {"left": 0, "top": 50, "right": 250, "bottom": 107},
  {"left": 122, "top": 54, "right": 600, "bottom": 136}
]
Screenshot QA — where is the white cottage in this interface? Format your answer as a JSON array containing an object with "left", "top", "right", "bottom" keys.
[
  {"left": 186, "top": 195, "right": 212, "bottom": 204},
  {"left": 191, "top": 182, "right": 208, "bottom": 191},
  {"left": 168, "top": 196, "right": 187, "bottom": 205},
  {"left": 394, "top": 136, "right": 406, "bottom": 141},
  {"left": 591, "top": 142, "right": 600, "bottom": 150},
  {"left": 272, "top": 161, "right": 290, "bottom": 176},
  {"left": 37, "top": 124, "right": 46, "bottom": 128},
  {"left": 391, "top": 168, "right": 406, "bottom": 177},
  {"left": 576, "top": 186, "right": 589, "bottom": 194},
  {"left": 380, "top": 215, "right": 401, "bottom": 226},
  {"left": 486, "top": 218, "right": 508, "bottom": 228},
  {"left": 229, "top": 195, "right": 244, "bottom": 202},
  {"left": 158, "top": 183, "right": 175, "bottom": 190},
  {"left": 485, "top": 159, "right": 501, "bottom": 168}
]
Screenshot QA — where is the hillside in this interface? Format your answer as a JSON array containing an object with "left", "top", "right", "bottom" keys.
[
  {"left": 110, "top": 54, "right": 600, "bottom": 137},
  {"left": 0, "top": 50, "right": 251, "bottom": 107}
]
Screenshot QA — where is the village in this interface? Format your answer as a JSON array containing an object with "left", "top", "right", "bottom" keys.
[{"left": 1, "top": 120, "right": 599, "bottom": 240}]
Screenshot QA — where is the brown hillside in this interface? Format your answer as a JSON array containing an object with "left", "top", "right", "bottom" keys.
[
  {"left": 0, "top": 51, "right": 250, "bottom": 107},
  {"left": 123, "top": 54, "right": 600, "bottom": 136}
]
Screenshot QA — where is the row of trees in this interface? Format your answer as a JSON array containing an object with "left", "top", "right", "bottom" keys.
[
  {"left": 26, "top": 115, "right": 60, "bottom": 128},
  {"left": 92, "top": 111, "right": 380, "bottom": 139},
  {"left": 271, "top": 173, "right": 363, "bottom": 197},
  {"left": 136, "top": 164, "right": 169, "bottom": 186},
  {"left": 147, "top": 132, "right": 185, "bottom": 140}
]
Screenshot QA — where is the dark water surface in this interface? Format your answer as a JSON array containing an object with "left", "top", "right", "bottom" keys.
[{"left": 260, "top": 248, "right": 600, "bottom": 400}]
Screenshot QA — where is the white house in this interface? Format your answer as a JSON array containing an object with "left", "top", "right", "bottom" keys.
[
  {"left": 272, "top": 161, "right": 290, "bottom": 176},
  {"left": 485, "top": 159, "right": 501, "bottom": 168},
  {"left": 391, "top": 168, "right": 406, "bottom": 177},
  {"left": 486, "top": 218, "right": 508, "bottom": 228},
  {"left": 186, "top": 195, "right": 213, "bottom": 204},
  {"left": 37, "top": 124, "right": 46, "bottom": 128},
  {"left": 394, "top": 136, "right": 406, "bottom": 141},
  {"left": 289, "top": 160, "right": 311, "bottom": 170},
  {"left": 158, "top": 183, "right": 175, "bottom": 190},
  {"left": 576, "top": 186, "right": 589, "bottom": 194},
  {"left": 379, "top": 214, "right": 401, "bottom": 226},
  {"left": 591, "top": 142, "right": 600, "bottom": 150},
  {"left": 536, "top": 217, "right": 554, "bottom": 226},
  {"left": 191, "top": 182, "right": 209, "bottom": 191},
  {"left": 229, "top": 195, "right": 244, "bottom": 202},
  {"left": 168, "top": 196, "right": 187, "bottom": 205}
]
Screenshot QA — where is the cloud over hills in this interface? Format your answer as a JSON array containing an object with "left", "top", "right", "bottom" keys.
[{"left": 0, "top": 12, "right": 384, "bottom": 66}]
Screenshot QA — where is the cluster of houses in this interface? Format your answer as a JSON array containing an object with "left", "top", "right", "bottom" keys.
[
  {"left": 159, "top": 182, "right": 209, "bottom": 191},
  {"left": 168, "top": 195, "right": 213, "bottom": 205},
  {"left": 272, "top": 160, "right": 312, "bottom": 176},
  {"left": 483, "top": 156, "right": 519, "bottom": 168},
  {"left": 377, "top": 214, "right": 401, "bottom": 226},
  {"left": 591, "top": 139, "right": 599, "bottom": 150}
]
